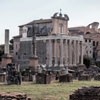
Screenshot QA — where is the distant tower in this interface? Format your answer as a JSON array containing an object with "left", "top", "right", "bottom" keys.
[{"left": 4, "top": 29, "right": 9, "bottom": 54}]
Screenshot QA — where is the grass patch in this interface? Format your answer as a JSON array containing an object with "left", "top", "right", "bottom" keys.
[{"left": 0, "top": 80, "right": 100, "bottom": 100}]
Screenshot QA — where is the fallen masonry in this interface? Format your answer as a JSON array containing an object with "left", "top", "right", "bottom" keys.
[
  {"left": 69, "top": 86, "right": 100, "bottom": 100},
  {"left": 0, "top": 92, "right": 31, "bottom": 100}
]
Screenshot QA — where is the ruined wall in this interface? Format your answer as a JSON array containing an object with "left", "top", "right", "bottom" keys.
[{"left": 18, "top": 41, "right": 33, "bottom": 70}]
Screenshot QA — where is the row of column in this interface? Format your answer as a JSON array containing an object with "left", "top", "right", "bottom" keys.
[{"left": 47, "top": 39, "right": 84, "bottom": 67}]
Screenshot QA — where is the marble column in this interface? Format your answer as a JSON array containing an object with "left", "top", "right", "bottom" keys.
[
  {"left": 69, "top": 40, "right": 72, "bottom": 66},
  {"left": 81, "top": 41, "right": 83, "bottom": 65},
  {"left": 65, "top": 39, "right": 68, "bottom": 66},
  {"left": 54, "top": 39, "right": 58, "bottom": 66},
  {"left": 67, "top": 40, "right": 70, "bottom": 66},
  {"left": 73, "top": 40, "right": 77, "bottom": 66},
  {"left": 46, "top": 40, "right": 49, "bottom": 66},
  {"left": 49, "top": 39, "right": 52, "bottom": 67},
  {"left": 60, "top": 39, "right": 64, "bottom": 67},
  {"left": 76, "top": 41, "right": 80, "bottom": 64},
  {"left": 79, "top": 41, "right": 81, "bottom": 64}
]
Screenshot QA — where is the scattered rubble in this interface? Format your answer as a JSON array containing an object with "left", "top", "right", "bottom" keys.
[
  {"left": 69, "top": 86, "right": 100, "bottom": 100},
  {"left": 94, "top": 74, "right": 100, "bottom": 80},
  {"left": 0, "top": 92, "right": 31, "bottom": 100}
]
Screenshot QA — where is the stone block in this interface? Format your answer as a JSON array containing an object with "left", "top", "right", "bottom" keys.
[
  {"left": 94, "top": 74, "right": 100, "bottom": 80},
  {"left": 0, "top": 73, "right": 6, "bottom": 82},
  {"left": 36, "top": 73, "right": 51, "bottom": 84},
  {"left": 78, "top": 74, "right": 91, "bottom": 81},
  {"left": 59, "top": 74, "right": 73, "bottom": 82}
]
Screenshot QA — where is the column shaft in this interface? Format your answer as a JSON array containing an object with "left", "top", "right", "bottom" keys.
[
  {"left": 77, "top": 41, "right": 80, "bottom": 64},
  {"left": 73, "top": 40, "right": 77, "bottom": 66},
  {"left": 65, "top": 39, "right": 68, "bottom": 66},
  {"left": 81, "top": 41, "right": 84, "bottom": 65},
  {"left": 54, "top": 39, "right": 58, "bottom": 66},
  {"left": 60, "top": 39, "right": 64, "bottom": 67},
  {"left": 49, "top": 40, "right": 52, "bottom": 67},
  {"left": 69, "top": 40, "right": 72, "bottom": 66},
  {"left": 46, "top": 40, "right": 49, "bottom": 66}
]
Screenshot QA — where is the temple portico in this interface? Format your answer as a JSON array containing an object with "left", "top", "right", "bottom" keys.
[{"left": 36, "top": 34, "right": 84, "bottom": 67}]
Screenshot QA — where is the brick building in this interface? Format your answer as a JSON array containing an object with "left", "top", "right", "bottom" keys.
[{"left": 69, "top": 22, "right": 100, "bottom": 62}]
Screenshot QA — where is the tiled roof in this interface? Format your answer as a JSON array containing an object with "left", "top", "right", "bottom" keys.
[
  {"left": 19, "top": 19, "right": 52, "bottom": 27},
  {"left": 13, "top": 35, "right": 21, "bottom": 38}
]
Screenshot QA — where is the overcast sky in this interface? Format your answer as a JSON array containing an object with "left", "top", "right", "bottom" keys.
[{"left": 0, "top": 0, "right": 100, "bottom": 44}]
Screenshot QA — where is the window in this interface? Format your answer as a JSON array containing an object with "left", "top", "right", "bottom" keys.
[
  {"left": 96, "top": 41, "right": 99, "bottom": 46},
  {"left": 89, "top": 39, "right": 91, "bottom": 42},
  {"left": 59, "top": 23, "right": 63, "bottom": 33},
  {"left": 18, "top": 56, "right": 20, "bottom": 59},
  {"left": 93, "top": 41, "right": 95, "bottom": 46},
  {"left": 24, "top": 53, "right": 26, "bottom": 55},
  {"left": 16, "top": 52, "right": 18, "bottom": 55},
  {"left": 85, "top": 39, "right": 87, "bottom": 42},
  {"left": 86, "top": 51, "right": 88, "bottom": 54}
]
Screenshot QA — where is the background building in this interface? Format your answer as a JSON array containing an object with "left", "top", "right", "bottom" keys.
[{"left": 69, "top": 22, "right": 100, "bottom": 63}]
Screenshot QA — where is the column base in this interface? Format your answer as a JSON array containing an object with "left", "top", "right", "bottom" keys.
[
  {"left": 49, "top": 65, "right": 52, "bottom": 67},
  {"left": 65, "top": 64, "right": 68, "bottom": 66},
  {"left": 69, "top": 64, "right": 73, "bottom": 67},
  {"left": 60, "top": 64, "right": 64, "bottom": 67},
  {"left": 64, "top": 66, "right": 69, "bottom": 74},
  {"left": 54, "top": 64, "right": 58, "bottom": 67},
  {"left": 73, "top": 64, "right": 77, "bottom": 66}
]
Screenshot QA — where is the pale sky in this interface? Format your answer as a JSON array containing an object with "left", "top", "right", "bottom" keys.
[{"left": 0, "top": 0, "right": 100, "bottom": 44}]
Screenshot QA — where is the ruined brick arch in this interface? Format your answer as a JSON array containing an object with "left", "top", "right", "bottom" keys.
[{"left": 85, "top": 31, "right": 91, "bottom": 34}]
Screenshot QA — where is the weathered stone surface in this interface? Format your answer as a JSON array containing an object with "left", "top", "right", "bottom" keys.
[{"left": 69, "top": 86, "right": 100, "bottom": 100}]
